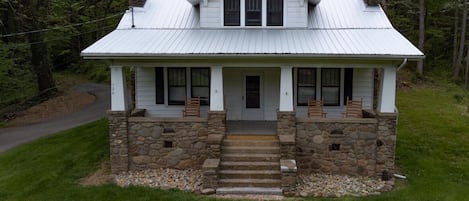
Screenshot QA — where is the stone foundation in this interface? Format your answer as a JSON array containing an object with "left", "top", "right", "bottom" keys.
[
  {"left": 296, "top": 114, "right": 397, "bottom": 177},
  {"left": 127, "top": 117, "right": 208, "bottom": 170},
  {"left": 207, "top": 111, "right": 226, "bottom": 158},
  {"left": 108, "top": 110, "right": 130, "bottom": 174},
  {"left": 277, "top": 111, "right": 296, "bottom": 159}
]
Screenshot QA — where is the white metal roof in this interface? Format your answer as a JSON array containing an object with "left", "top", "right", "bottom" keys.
[{"left": 82, "top": 0, "right": 424, "bottom": 59}]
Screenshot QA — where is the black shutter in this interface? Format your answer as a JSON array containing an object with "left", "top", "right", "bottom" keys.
[
  {"left": 344, "top": 68, "right": 353, "bottom": 105},
  {"left": 155, "top": 67, "right": 165, "bottom": 104}
]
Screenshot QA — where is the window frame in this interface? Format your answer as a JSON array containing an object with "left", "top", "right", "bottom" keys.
[
  {"left": 321, "top": 68, "right": 341, "bottom": 106},
  {"left": 191, "top": 68, "right": 211, "bottom": 106},
  {"left": 267, "top": 0, "right": 283, "bottom": 26},
  {"left": 222, "top": 0, "right": 284, "bottom": 27},
  {"left": 224, "top": 0, "right": 241, "bottom": 26},
  {"left": 297, "top": 68, "right": 316, "bottom": 106},
  {"left": 167, "top": 68, "right": 187, "bottom": 105}
]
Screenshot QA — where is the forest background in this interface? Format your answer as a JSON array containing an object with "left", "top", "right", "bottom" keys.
[{"left": 0, "top": 0, "right": 467, "bottom": 117}]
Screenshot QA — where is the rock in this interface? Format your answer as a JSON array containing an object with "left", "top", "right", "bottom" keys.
[
  {"left": 201, "top": 188, "right": 215, "bottom": 195},
  {"left": 300, "top": 191, "right": 309, "bottom": 197}
]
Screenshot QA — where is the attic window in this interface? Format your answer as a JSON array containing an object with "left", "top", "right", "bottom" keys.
[
  {"left": 245, "top": 0, "right": 262, "bottom": 26},
  {"left": 224, "top": 0, "right": 241, "bottom": 26},
  {"left": 267, "top": 0, "right": 283, "bottom": 26}
]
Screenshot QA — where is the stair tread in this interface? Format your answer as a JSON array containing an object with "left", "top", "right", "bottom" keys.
[
  {"left": 225, "top": 135, "right": 278, "bottom": 141},
  {"left": 222, "top": 146, "right": 280, "bottom": 150},
  {"left": 221, "top": 161, "right": 279, "bottom": 165},
  {"left": 219, "top": 170, "right": 281, "bottom": 174},
  {"left": 222, "top": 153, "right": 280, "bottom": 157},
  {"left": 216, "top": 187, "right": 283, "bottom": 195},
  {"left": 219, "top": 178, "right": 282, "bottom": 183}
]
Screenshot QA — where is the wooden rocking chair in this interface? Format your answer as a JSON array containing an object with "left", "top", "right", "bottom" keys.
[
  {"left": 183, "top": 97, "right": 201, "bottom": 117},
  {"left": 343, "top": 97, "right": 363, "bottom": 118},
  {"left": 308, "top": 98, "right": 327, "bottom": 118}
]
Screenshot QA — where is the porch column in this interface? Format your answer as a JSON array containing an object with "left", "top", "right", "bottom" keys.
[
  {"left": 377, "top": 67, "right": 397, "bottom": 113},
  {"left": 210, "top": 66, "right": 224, "bottom": 111},
  {"left": 110, "top": 65, "right": 129, "bottom": 111},
  {"left": 279, "top": 66, "right": 294, "bottom": 111}
]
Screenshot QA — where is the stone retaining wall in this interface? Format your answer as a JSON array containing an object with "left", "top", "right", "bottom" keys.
[
  {"left": 127, "top": 117, "right": 209, "bottom": 170},
  {"left": 296, "top": 118, "right": 379, "bottom": 176}
]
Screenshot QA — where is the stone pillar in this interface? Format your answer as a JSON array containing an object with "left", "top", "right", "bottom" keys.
[
  {"left": 281, "top": 159, "right": 298, "bottom": 196},
  {"left": 202, "top": 158, "right": 220, "bottom": 193},
  {"left": 277, "top": 111, "right": 296, "bottom": 159},
  {"left": 207, "top": 111, "right": 226, "bottom": 158},
  {"left": 376, "top": 112, "right": 397, "bottom": 180},
  {"left": 108, "top": 110, "right": 130, "bottom": 174}
]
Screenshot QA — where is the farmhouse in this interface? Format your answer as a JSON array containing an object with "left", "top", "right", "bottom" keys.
[{"left": 82, "top": 0, "right": 423, "bottom": 195}]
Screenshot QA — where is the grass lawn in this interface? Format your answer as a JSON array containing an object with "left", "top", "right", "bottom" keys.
[{"left": 0, "top": 83, "right": 468, "bottom": 201}]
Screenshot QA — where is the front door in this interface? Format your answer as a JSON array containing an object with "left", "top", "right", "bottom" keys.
[{"left": 242, "top": 75, "right": 264, "bottom": 120}]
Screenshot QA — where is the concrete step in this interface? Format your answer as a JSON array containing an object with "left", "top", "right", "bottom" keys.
[
  {"left": 219, "top": 170, "right": 281, "bottom": 180},
  {"left": 218, "top": 179, "right": 282, "bottom": 188},
  {"left": 216, "top": 187, "right": 283, "bottom": 195},
  {"left": 223, "top": 139, "right": 279, "bottom": 147},
  {"left": 221, "top": 153, "right": 280, "bottom": 162},
  {"left": 222, "top": 146, "right": 280, "bottom": 154},
  {"left": 225, "top": 135, "right": 278, "bottom": 141},
  {"left": 220, "top": 161, "right": 279, "bottom": 170}
]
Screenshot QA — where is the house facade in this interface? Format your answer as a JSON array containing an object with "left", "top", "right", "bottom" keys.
[{"left": 82, "top": 0, "right": 423, "bottom": 195}]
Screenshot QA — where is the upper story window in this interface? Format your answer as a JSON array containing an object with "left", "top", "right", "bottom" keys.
[
  {"left": 246, "top": 0, "right": 262, "bottom": 26},
  {"left": 224, "top": 0, "right": 283, "bottom": 27},
  {"left": 267, "top": 0, "right": 283, "bottom": 26},
  {"left": 224, "top": 0, "right": 241, "bottom": 26}
]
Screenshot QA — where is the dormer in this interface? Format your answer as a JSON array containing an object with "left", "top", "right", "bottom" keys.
[{"left": 190, "top": 0, "right": 319, "bottom": 28}]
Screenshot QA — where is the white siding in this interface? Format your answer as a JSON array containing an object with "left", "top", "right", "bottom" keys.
[
  {"left": 135, "top": 67, "right": 209, "bottom": 118},
  {"left": 200, "top": 0, "right": 222, "bottom": 28},
  {"left": 353, "top": 68, "right": 374, "bottom": 110},
  {"left": 224, "top": 68, "right": 280, "bottom": 121},
  {"left": 286, "top": 0, "right": 308, "bottom": 28}
]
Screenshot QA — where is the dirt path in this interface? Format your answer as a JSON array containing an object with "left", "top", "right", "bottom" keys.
[{"left": 0, "top": 83, "right": 110, "bottom": 152}]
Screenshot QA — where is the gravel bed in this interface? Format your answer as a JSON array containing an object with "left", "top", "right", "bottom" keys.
[
  {"left": 114, "top": 169, "right": 393, "bottom": 198},
  {"left": 295, "top": 173, "right": 393, "bottom": 197},
  {"left": 114, "top": 169, "right": 203, "bottom": 193}
]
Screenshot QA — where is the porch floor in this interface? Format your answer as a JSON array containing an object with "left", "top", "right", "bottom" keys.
[{"left": 226, "top": 121, "right": 277, "bottom": 135}]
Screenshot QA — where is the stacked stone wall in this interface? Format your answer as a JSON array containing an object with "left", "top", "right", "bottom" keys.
[
  {"left": 108, "top": 110, "right": 130, "bottom": 174},
  {"left": 296, "top": 118, "right": 379, "bottom": 176},
  {"left": 127, "top": 117, "right": 209, "bottom": 170},
  {"left": 376, "top": 113, "right": 397, "bottom": 179}
]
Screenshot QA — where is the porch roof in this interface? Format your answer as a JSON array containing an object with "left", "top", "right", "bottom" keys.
[
  {"left": 82, "top": 28, "right": 423, "bottom": 60},
  {"left": 81, "top": 0, "right": 424, "bottom": 60}
]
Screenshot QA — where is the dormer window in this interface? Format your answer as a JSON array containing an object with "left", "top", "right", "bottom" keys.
[
  {"left": 224, "top": 0, "right": 241, "bottom": 26},
  {"left": 224, "top": 0, "right": 284, "bottom": 27},
  {"left": 246, "top": 0, "right": 262, "bottom": 26}
]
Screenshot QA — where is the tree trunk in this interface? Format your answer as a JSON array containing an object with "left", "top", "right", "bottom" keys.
[
  {"left": 453, "top": 7, "right": 460, "bottom": 69},
  {"left": 28, "top": 24, "right": 57, "bottom": 97},
  {"left": 417, "top": 0, "right": 425, "bottom": 75},
  {"left": 454, "top": 0, "right": 468, "bottom": 79},
  {"left": 465, "top": 47, "right": 469, "bottom": 89}
]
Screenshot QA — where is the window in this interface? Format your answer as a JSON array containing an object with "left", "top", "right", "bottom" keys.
[
  {"left": 321, "top": 69, "right": 341, "bottom": 106},
  {"left": 297, "top": 68, "right": 316, "bottom": 106},
  {"left": 343, "top": 68, "right": 353, "bottom": 105},
  {"left": 168, "top": 68, "right": 186, "bottom": 105},
  {"left": 224, "top": 0, "right": 240, "bottom": 26},
  {"left": 191, "top": 68, "right": 210, "bottom": 105},
  {"left": 245, "top": 0, "right": 262, "bottom": 26},
  {"left": 155, "top": 68, "right": 164, "bottom": 104},
  {"left": 267, "top": 0, "right": 283, "bottom": 26}
]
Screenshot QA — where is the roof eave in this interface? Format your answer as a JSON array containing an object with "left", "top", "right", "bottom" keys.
[{"left": 81, "top": 53, "right": 425, "bottom": 61}]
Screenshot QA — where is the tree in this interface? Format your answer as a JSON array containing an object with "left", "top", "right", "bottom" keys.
[
  {"left": 417, "top": 0, "right": 425, "bottom": 75},
  {"left": 454, "top": 0, "right": 467, "bottom": 79}
]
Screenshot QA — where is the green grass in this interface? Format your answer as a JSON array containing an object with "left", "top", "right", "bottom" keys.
[{"left": 0, "top": 83, "right": 468, "bottom": 201}]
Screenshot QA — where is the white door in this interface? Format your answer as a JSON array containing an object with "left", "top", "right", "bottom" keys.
[{"left": 242, "top": 74, "right": 264, "bottom": 120}]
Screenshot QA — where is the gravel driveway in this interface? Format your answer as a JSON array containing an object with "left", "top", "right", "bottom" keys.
[{"left": 0, "top": 83, "right": 110, "bottom": 152}]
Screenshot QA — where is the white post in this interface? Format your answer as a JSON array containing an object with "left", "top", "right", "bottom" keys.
[
  {"left": 377, "top": 67, "right": 397, "bottom": 113},
  {"left": 279, "top": 66, "right": 294, "bottom": 111},
  {"left": 210, "top": 66, "right": 224, "bottom": 111},
  {"left": 110, "top": 65, "right": 128, "bottom": 111}
]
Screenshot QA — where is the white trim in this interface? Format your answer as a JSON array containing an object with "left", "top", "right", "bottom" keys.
[
  {"left": 279, "top": 66, "right": 294, "bottom": 111},
  {"left": 210, "top": 66, "right": 225, "bottom": 111},
  {"left": 241, "top": 0, "right": 246, "bottom": 26},
  {"left": 262, "top": 0, "right": 267, "bottom": 27},
  {"left": 377, "top": 67, "right": 396, "bottom": 113},
  {"left": 110, "top": 65, "right": 128, "bottom": 111}
]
